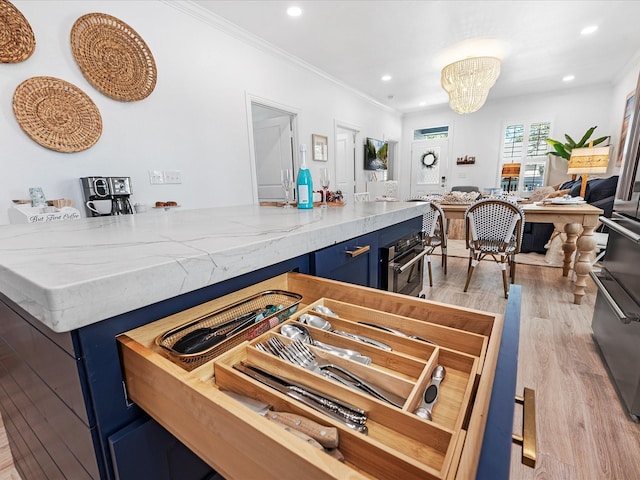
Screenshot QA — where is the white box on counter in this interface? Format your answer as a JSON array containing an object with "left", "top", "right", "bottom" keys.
[{"left": 8, "top": 203, "right": 81, "bottom": 224}]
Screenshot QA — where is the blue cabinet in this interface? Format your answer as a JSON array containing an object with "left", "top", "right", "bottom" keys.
[
  {"left": 312, "top": 232, "right": 378, "bottom": 287},
  {"left": 312, "top": 217, "right": 423, "bottom": 288},
  {"left": 1, "top": 255, "right": 310, "bottom": 480}
]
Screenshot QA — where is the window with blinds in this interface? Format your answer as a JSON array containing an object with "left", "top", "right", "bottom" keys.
[{"left": 501, "top": 121, "right": 551, "bottom": 193}]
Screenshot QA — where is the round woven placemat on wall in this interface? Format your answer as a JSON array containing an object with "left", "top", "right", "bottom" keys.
[
  {"left": 71, "top": 12, "right": 157, "bottom": 102},
  {"left": 13, "top": 76, "right": 103, "bottom": 153},
  {"left": 0, "top": 0, "right": 36, "bottom": 63}
]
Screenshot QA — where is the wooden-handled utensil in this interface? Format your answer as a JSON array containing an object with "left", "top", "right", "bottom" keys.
[{"left": 221, "top": 389, "right": 339, "bottom": 449}]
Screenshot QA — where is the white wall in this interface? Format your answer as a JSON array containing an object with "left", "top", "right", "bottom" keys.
[
  {"left": 400, "top": 84, "right": 621, "bottom": 200},
  {"left": 0, "top": 1, "right": 401, "bottom": 225},
  {"left": 608, "top": 59, "right": 640, "bottom": 166},
  {"left": 4, "top": 1, "right": 639, "bottom": 225}
]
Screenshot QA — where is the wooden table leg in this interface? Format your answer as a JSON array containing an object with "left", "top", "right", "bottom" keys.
[
  {"left": 561, "top": 223, "right": 581, "bottom": 277},
  {"left": 573, "top": 225, "right": 597, "bottom": 305}
]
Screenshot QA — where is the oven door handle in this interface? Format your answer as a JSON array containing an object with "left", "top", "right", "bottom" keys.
[
  {"left": 601, "top": 215, "right": 640, "bottom": 244},
  {"left": 589, "top": 271, "right": 640, "bottom": 324},
  {"left": 393, "top": 248, "right": 428, "bottom": 274}
]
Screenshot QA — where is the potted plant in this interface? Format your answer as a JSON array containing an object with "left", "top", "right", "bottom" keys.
[
  {"left": 546, "top": 125, "right": 608, "bottom": 160},
  {"left": 545, "top": 126, "right": 609, "bottom": 184}
]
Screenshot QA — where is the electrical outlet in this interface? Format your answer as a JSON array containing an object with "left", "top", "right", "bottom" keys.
[
  {"left": 149, "top": 170, "right": 164, "bottom": 184},
  {"left": 163, "top": 170, "right": 182, "bottom": 184}
]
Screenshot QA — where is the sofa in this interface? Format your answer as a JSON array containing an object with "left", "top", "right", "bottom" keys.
[{"left": 520, "top": 175, "right": 619, "bottom": 253}]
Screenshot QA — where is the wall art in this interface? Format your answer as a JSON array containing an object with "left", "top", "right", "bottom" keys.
[
  {"left": 0, "top": 0, "right": 35, "bottom": 63},
  {"left": 312, "top": 134, "right": 328, "bottom": 161},
  {"left": 71, "top": 12, "right": 157, "bottom": 101},
  {"left": 13, "top": 76, "right": 102, "bottom": 152}
]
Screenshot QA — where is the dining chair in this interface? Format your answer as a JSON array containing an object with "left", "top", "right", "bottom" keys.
[
  {"left": 422, "top": 202, "right": 447, "bottom": 286},
  {"left": 463, "top": 198, "right": 525, "bottom": 298}
]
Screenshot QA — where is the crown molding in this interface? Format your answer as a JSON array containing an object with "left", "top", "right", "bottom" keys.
[{"left": 162, "top": 1, "right": 398, "bottom": 114}]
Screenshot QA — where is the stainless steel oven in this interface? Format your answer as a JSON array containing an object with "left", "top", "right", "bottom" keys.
[
  {"left": 380, "top": 232, "right": 427, "bottom": 297},
  {"left": 591, "top": 213, "right": 640, "bottom": 422}
]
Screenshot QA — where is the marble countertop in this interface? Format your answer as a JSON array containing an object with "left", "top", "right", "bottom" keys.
[{"left": 0, "top": 202, "right": 427, "bottom": 332}]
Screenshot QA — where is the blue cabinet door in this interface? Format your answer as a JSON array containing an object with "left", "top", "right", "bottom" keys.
[
  {"left": 312, "top": 232, "right": 378, "bottom": 287},
  {"left": 109, "top": 417, "right": 215, "bottom": 480}
]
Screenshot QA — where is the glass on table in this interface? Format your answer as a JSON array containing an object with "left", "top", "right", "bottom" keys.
[
  {"left": 320, "top": 167, "right": 330, "bottom": 209},
  {"left": 281, "top": 168, "right": 294, "bottom": 208}
]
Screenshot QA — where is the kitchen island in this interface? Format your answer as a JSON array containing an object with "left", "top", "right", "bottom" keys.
[
  {"left": 0, "top": 202, "right": 430, "bottom": 479},
  {"left": 0, "top": 202, "right": 426, "bottom": 333}
]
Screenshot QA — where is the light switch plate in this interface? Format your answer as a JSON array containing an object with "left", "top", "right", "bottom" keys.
[
  {"left": 163, "top": 170, "right": 182, "bottom": 184},
  {"left": 149, "top": 170, "right": 164, "bottom": 184}
]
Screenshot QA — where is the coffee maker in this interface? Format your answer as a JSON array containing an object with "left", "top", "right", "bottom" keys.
[
  {"left": 108, "top": 177, "right": 134, "bottom": 215},
  {"left": 80, "top": 176, "right": 134, "bottom": 216}
]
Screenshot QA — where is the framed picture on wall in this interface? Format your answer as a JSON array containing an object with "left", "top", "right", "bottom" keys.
[
  {"left": 364, "top": 137, "right": 388, "bottom": 170},
  {"left": 617, "top": 91, "right": 635, "bottom": 167},
  {"left": 312, "top": 134, "right": 328, "bottom": 161}
]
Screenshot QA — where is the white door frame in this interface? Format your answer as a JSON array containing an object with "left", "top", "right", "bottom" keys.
[
  {"left": 334, "top": 119, "right": 361, "bottom": 202},
  {"left": 245, "top": 93, "right": 300, "bottom": 204}
]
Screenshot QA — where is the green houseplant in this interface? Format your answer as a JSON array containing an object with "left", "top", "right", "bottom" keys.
[{"left": 545, "top": 125, "right": 608, "bottom": 160}]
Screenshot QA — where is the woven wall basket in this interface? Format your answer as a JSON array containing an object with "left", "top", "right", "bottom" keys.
[
  {"left": 71, "top": 13, "right": 157, "bottom": 102},
  {"left": 13, "top": 76, "right": 103, "bottom": 153},
  {"left": 0, "top": 0, "right": 36, "bottom": 63}
]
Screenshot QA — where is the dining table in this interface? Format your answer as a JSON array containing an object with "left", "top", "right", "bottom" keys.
[{"left": 439, "top": 201, "right": 604, "bottom": 305}]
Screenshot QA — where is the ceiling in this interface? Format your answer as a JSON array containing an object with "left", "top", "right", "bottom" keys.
[{"left": 191, "top": 1, "right": 640, "bottom": 114}]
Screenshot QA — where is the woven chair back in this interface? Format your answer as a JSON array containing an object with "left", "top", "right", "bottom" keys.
[
  {"left": 422, "top": 202, "right": 446, "bottom": 243},
  {"left": 464, "top": 199, "right": 525, "bottom": 252}
]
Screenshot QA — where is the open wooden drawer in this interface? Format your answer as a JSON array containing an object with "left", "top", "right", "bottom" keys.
[{"left": 118, "top": 273, "right": 503, "bottom": 480}]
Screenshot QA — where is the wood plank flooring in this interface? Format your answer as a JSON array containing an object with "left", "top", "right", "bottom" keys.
[
  {"left": 1, "top": 256, "right": 639, "bottom": 479},
  {"left": 421, "top": 255, "right": 640, "bottom": 479}
]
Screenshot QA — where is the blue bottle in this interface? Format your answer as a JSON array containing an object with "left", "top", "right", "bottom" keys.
[{"left": 296, "top": 144, "right": 313, "bottom": 209}]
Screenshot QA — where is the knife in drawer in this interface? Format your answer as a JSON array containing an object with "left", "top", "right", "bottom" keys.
[
  {"left": 234, "top": 362, "right": 368, "bottom": 434},
  {"left": 357, "top": 322, "right": 438, "bottom": 345},
  {"left": 221, "top": 390, "right": 339, "bottom": 448}
]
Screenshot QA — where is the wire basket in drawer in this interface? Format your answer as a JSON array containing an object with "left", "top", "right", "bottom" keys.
[{"left": 155, "top": 290, "right": 302, "bottom": 370}]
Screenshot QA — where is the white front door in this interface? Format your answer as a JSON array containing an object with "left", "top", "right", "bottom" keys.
[
  {"left": 253, "top": 115, "right": 294, "bottom": 202},
  {"left": 410, "top": 138, "right": 449, "bottom": 198}
]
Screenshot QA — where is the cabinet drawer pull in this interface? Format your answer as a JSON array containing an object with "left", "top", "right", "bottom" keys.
[
  {"left": 345, "top": 245, "right": 370, "bottom": 257},
  {"left": 512, "top": 387, "right": 537, "bottom": 468}
]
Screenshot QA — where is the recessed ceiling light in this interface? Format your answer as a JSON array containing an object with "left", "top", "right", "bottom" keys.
[
  {"left": 287, "top": 6, "right": 302, "bottom": 17},
  {"left": 381, "top": 75, "right": 392, "bottom": 82},
  {"left": 581, "top": 25, "right": 598, "bottom": 35},
  {"left": 419, "top": 101, "right": 426, "bottom": 107},
  {"left": 563, "top": 75, "right": 575, "bottom": 82}
]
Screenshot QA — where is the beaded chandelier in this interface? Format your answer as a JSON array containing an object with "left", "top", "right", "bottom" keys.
[{"left": 441, "top": 57, "right": 501, "bottom": 114}]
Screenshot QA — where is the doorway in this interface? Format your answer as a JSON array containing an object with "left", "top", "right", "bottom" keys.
[
  {"left": 250, "top": 102, "right": 297, "bottom": 203},
  {"left": 410, "top": 137, "right": 449, "bottom": 198},
  {"left": 335, "top": 123, "right": 359, "bottom": 203}
]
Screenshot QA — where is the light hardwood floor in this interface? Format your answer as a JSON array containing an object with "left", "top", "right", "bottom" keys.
[
  {"left": 1, "top": 256, "right": 639, "bottom": 479},
  {"left": 423, "top": 255, "right": 640, "bottom": 479}
]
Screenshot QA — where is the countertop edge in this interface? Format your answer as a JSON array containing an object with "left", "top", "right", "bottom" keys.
[{"left": 0, "top": 203, "right": 428, "bottom": 332}]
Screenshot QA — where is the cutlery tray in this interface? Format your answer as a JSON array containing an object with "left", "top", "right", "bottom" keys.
[
  {"left": 118, "top": 273, "right": 503, "bottom": 480},
  {"left": 213, "top": 299, "right": 481, "bottom": 479}
]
